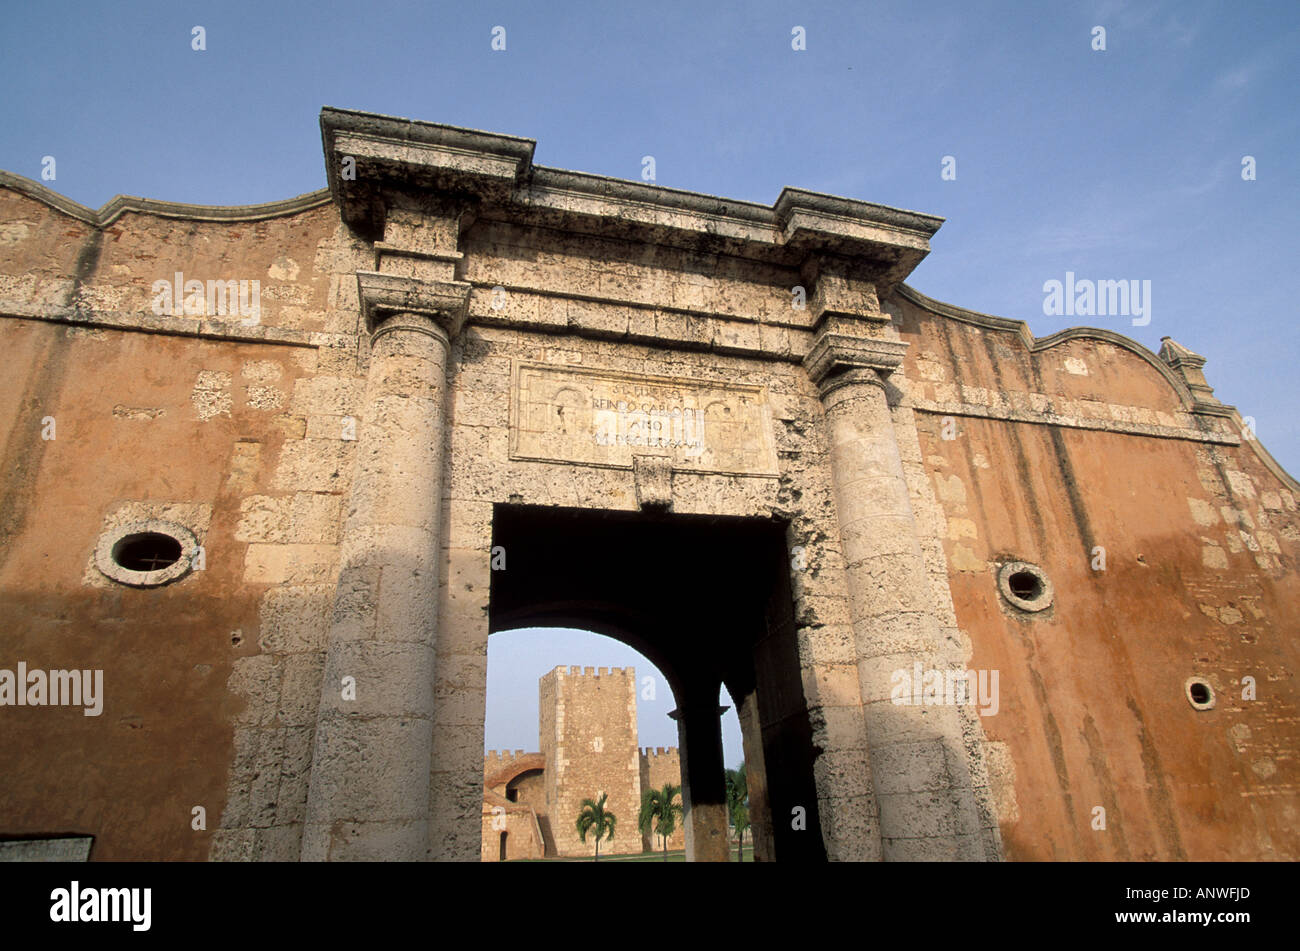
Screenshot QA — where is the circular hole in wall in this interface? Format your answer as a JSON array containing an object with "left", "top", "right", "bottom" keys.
[
  {"left": 996, "top": 561, "right": 1054, "bottom": 613},
  {"left": 1007, "top": 571, "right": 1043, "bottom": 602},
  {"left": 95, "top": 519, "right": 199, "bottom": 588},
  {"left": 112, "top": 533, "right": 183, "bottom": 572},
  {"left": 1186, "top": 679, "right": 1215, "bottom": 710}
]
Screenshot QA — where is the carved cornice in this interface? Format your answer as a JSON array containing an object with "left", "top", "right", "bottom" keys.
[
  {"left": 1158, "top": 336, "right": 1206, "bottom": 370},
  {"left": 322, "top": 107, "right": 534, "bottom": 238},
  {"left": 355, "top": 271, "right": 471, "bottom": 339},
  {"left": 319, "top": 107, "right": 941, "bottom": 277},
  {"left": 775, "top": 191, "right": 940, "bottom": 283},
  {"left": 1158, "top": 336, "right": 1232, "bottom": 415}
]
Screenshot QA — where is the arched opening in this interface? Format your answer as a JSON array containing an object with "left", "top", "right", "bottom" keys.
[
  {"left": 488, "top": 503, "right": 826, "bottom": 862},
  {"left": 485, "top": 625, "right": 699, "bottom": 860}
]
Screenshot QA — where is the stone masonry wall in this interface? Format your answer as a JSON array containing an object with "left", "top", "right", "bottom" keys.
[
  {"left": 3, "top": 108, "right": 1294, "bottom": 864},
  {"left": 0, "top": 180, "right": 367, "bottom": 860},
  {"left": 479, "top": 793, "right": 545, "bottom": 862},
  {"left": 887, "top": 288, "right": 1300, "bottom": 860},
  {"left": 540, "top": 666, "right": 642, "bottom": 856},
  {"left": 639, "top": 747, "right": 685, "bottom": 852}
]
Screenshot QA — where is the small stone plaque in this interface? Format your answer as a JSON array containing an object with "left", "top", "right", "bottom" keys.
[{"left": 510, "top": 362, "right": 778, "bottom": 476}]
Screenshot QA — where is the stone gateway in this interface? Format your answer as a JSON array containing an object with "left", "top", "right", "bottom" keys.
[{"left": 0, "top": 107, "right": 1295, "bottom": 861}]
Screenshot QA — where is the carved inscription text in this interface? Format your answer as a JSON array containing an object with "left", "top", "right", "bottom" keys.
[{"left": 511, "top": 363, "right": 777, "bottom": 476}]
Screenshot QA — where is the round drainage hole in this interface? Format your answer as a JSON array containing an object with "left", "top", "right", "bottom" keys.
[{"left": 112, "top": 532, "right": 183, "bottom": 572}]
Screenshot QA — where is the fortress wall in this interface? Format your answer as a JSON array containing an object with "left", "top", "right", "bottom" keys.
[
  {"left": 0, "top": 182, "right": 365, "bottom": 860},
  {"left": 888, "top": 288, "right": 1300, "bottom": 860},
  {"left": 638, "top": 746, "right": 685, "bottom": 852}
]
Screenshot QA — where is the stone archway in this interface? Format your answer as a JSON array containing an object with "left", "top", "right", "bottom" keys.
[
  {"left": 484, "top": 754, "right": 546, "bottom": 800},
  {"left": 488, "top": 504, "right": 826, "bottom": 862},
  {"left": 294, "top": 108, "right": 1001, "bottom": 863}
]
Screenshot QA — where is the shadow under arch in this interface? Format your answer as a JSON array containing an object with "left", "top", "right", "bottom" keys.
[
  {"left": 493, "top": 605, "right": 688, "bottom": 701},
  {"left": 489, "top": 503, "right": 826, "bottom": 862}
]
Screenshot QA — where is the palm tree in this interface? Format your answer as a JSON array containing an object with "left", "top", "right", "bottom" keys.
[
  {"left": 575, "top": 792, "right": 617, "bottom": 861},
  {"left": 725, "top": 764, "right": 750, "bottom": 862},
  {"left": 638, "top": 782, "right": 683, "bottom": 861}
]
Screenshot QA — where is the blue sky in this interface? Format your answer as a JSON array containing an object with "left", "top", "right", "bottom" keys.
[
  {"left": 3, "top": 2, "right": 1295, "bottom": 762},
  {"left": 487, "top": 628, "right": 744, "bottom": 767},
  {"left": 2, "top": 1, "right": 1293, "bottom": 462}
]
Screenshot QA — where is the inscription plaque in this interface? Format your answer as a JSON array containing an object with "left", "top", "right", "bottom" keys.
[{"left": 510, "top": 362, "right": 778, "bottom": 476}]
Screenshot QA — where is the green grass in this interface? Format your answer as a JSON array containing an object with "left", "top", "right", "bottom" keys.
[{"left": 507, "top": 843, "right": 754, "bottom": 863}]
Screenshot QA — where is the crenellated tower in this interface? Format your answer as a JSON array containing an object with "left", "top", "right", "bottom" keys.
[{"left": 540, "top": 665, "right": 643, "bottom": 856}]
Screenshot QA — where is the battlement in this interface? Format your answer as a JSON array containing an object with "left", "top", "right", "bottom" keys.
[
  {"left": 484, "top": 749, "right": 535, "bottom": 762},
  {"left": 549, "top": 664, "right": 636, "bottom": 679},
  {"left": 640, "top": 746, "right": 679, "bottom": 758}
]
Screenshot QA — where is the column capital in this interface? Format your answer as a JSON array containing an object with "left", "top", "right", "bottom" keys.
[
  {"left": 369, "top": 311, "right": 452, "bottom": 351},
  {"left": 817, "top": 366, "right": 891, "bottom": 401},
  {"left": 803, "top": 327, "right": 909, "bottom": 393},
  {"left": 356, "top": 271, "right": 471, "bottom": 340}
]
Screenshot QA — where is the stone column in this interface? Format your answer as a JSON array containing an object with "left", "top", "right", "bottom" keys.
[
  {"left": 671, "top": 690, "right": 731, "bottom": 862},
  {"left": 734, "top": 689, "right": 773, "bottom": 861},
  {"left": 301, "top": 273, "right": 467, "bottom": 861},
  {"left": 807, "top": 322, "right": 987, "bottom": 860}
]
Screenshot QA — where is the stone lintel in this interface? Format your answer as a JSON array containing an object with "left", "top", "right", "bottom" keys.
[{"left": 356, "top": 271, "right": 470, "bottom": 339}]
